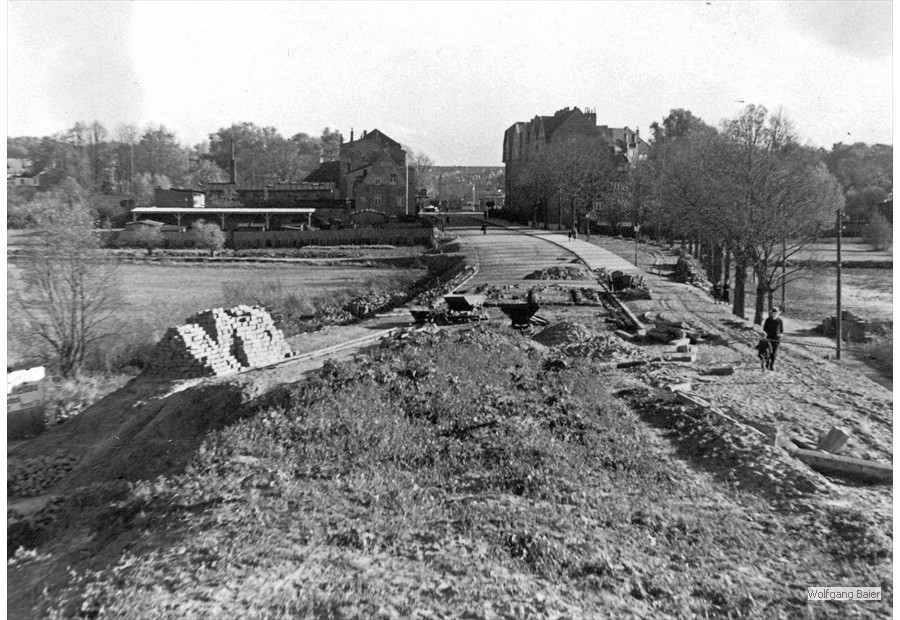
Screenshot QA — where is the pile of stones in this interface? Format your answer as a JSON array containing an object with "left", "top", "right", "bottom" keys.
[
  {"left": 524, "top": 265, "right": 595, "bottom": 281},
  {"left": 145, "top": 305, "right": 294, "bottom": 379},
  {"left": 673, "top": 255, "right": 711, "bottom": 289},
  {"left": 532, "top": 321, "right": 596, "bottom": 346}
]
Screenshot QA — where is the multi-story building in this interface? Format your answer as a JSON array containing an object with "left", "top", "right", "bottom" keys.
[
  {"left": 502, "top": 107, "right": 650, "bottom": 222},
  {"left": 304, "top": 128, "right": 410, "bottom": 216}
]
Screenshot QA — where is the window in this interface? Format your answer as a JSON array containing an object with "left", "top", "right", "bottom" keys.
[
  {"left": 375, "top": 178, "right": 382, "bottom": 185},
  {"left": 374, "top": 197, "right": 382, "bottom": 208},
  {"left": 390, "top": 174, "right": 397, "bottom": 185}
]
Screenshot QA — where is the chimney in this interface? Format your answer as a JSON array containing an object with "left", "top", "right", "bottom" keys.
[
  {"left": 350, "top": 128, "right": 354, "bottom": 142},
  {"left": 363, "top": 129, "right": 367, "bottom": 138},
  {"left": 229, "top": 138, "right": 237, "bottom": 184}
]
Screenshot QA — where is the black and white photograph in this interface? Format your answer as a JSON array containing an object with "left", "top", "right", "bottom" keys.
[{"left": 7, "top": 1, "right": 893, "bottom": 618}]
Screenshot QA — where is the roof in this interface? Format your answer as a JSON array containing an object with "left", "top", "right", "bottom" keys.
[
  {"left": 304, "top": 161, "right": 341, "bottom": 183},
  {"left": 134, "top": 207, "right": 316, "bottom": 214},
  {"left": 126, "top": 219, "right": 165, "bottom": 227},
  {"left": 206, "top": 182, "right": 336, "bottom": 192},
  {"left": 156, "top": 187, "right": 204, "bottom": 194},
  {"left": 358, "top": 129, "right": 402, "bottom": 150}
]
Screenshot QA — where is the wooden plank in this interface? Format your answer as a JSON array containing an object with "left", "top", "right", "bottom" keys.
[{"left": 793, "top": 449, "right": 892, "bottom": 484}]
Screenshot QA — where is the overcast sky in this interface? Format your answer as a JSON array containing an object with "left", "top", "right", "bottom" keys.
[{"left": 7, "top": 1, "right": 893, "bottom": 165}]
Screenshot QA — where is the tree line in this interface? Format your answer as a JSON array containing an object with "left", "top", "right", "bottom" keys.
[
  {"left": 7, "top": 122, "right": 345, "bottom": 227},
  {"left": 507, "top": 105, "right": 892, "bottom": 324}
]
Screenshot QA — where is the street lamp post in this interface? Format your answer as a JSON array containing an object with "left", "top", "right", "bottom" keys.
[{"left": 835, "top": 208, "right": 842, "bottom": 360}]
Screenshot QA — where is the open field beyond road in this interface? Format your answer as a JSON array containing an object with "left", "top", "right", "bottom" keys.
[{"left": 7, "top": 261, "right": 425, "bottom": 367}]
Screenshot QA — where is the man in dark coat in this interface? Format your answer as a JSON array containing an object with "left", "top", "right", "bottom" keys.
[{"left": 762, "top": 307, "right": 784, "bottom": 370}]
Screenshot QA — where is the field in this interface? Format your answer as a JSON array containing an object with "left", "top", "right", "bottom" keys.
[
  {"left": 746, "top": 266, "right": 893, "bottom": 323},
  {"left": 7, "top": 261, "right": 425, "bottom": 368}
]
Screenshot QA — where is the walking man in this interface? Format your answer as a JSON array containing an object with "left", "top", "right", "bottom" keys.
[{"left": 762, "top": 307, "right": 784, "bottom": 370}]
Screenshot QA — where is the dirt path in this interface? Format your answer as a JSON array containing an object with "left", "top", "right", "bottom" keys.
[{"left": 588, "top": 235, "right": 892, "bottom": 463}]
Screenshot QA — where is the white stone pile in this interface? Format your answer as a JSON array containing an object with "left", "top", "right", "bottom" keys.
[{"left": 146, "top": 305, "right": 293, "bottom": 379}]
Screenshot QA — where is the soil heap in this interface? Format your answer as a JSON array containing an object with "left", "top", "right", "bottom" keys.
[{"left": 523, "top": 265, "right": 595, "bottom": 281}]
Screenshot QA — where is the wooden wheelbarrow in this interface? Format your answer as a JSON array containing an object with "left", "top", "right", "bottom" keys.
[
  {"left": 498, "top": 302, "right": 541, "bottom": 331},
  {"left": 443, "top": 294, "right": 489, "bottom": 323}
]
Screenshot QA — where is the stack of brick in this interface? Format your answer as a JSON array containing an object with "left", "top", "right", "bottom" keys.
[{"left": 145, "top": 305, "right": 294, "bottom": 379}]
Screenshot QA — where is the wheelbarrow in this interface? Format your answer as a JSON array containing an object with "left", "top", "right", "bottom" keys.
[
  {"left": 498, "top": 302, "right": 541, "bottom": 331},
  {"left": 443, "top": 294, "right": 488, "bottom": 323},
  {"left": 409, "top": 308, "right": 436, "bottom": 324}
]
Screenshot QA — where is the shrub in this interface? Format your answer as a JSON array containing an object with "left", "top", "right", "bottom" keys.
[
  {"left": 862, "top": 212, "right": 892, "bottom": 251},
  {"left": 191, "top": 220, "right": 226, "bottom": 256},
  {"left": 120, "top": 226, "right": 164, "bottom": 256}
]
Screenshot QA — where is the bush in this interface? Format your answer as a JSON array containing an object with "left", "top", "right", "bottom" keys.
[{"left": 862, "top": 212, "right": 892, "bottom": 251}]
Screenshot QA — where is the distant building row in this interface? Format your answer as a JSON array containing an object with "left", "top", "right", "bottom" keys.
[{"left": 139, "top": 128, "right": 412, "bottom": 230}]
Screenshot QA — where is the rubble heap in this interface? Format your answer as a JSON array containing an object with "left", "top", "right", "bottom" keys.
[
  {"left": 146, "top": 305, "right": 293, "bottom": 379},
  {"left": 532, "top": 321, "right": 596, "bottom": 346},
  {"left": 524, "top": 265, "right": 595, "bottom": 281},
  {"left": 673, "top": 255, "right": 710, "bottom": 289}
]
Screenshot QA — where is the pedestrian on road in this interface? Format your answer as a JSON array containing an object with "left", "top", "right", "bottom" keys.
[
  {"left": 481, "top": 222, "right": 487, "bottom": 235},
  {"left": 567, "top": 229, "right": 573, "bottom": 241},
  {"left": 712, "top": 282, "right": 722, "bottom": 304},
  {"left": 572, "top": 228, "right": 578, "bottom": 240},
  {"left": 721, "top": 281, "right": 730, "bottom": 305},
  {"left": 762, "top": 307, "right": 784, "bottom": 370}
]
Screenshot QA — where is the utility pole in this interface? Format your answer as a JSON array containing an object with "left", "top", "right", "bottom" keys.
[
  {"left": 836, "top": 208, "right": 842, "bottom": 360},
  {"left": 780, "top": 237, "right": 786, "bottom": 312}
]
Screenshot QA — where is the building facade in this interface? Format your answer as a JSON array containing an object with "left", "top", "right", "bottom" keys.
[
  {"left": 336, "top": 129, "right": 409, "bottom": 216},
  {"left": 502, "top": 107, "right": 650, "bottom": 222}
]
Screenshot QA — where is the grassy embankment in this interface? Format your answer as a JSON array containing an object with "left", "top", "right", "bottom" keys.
[{"left": 13, "top": 325, "right": 891, "bottom": 619}]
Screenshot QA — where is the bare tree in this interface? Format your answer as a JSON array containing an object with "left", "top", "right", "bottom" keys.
[
  {"left": 722, "top": 106, "right": 843, "bottom": 322},
  {"left": 12, "top": 183, "right": 122, "bottom": 377}
]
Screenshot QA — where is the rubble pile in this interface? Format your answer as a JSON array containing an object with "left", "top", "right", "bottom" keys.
[
  {"left": 8, "top": 453, "right": 78, "bottom": 497},
  {"left": 146, "top": 305, "right": 293, "bottom": 379},
  {"left": 523, "top": 265, "right": 595, "bottom": 281},
  {"left": 532, "top": 321, "right": 596, "bottom": 346},
  {"left": 642, "top": 311, "right": 703, "bottom": 343},
  {"left": 673, "top": 255, "right": 711, "bottom": 289},
  {"left": 560, "top": 334, "right": 640, "bottom": 361},
  {"left": 813, "top": 311, "right": 887, "bottom": 343}
]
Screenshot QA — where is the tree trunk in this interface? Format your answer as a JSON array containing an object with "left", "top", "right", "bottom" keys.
[
  {"left": 724, "top": 243, "right": 731, "bottom": 286},
  {"left": 711, "top": 243, "right": 722, "bottom": 284},
  {"left": 753, "top": 262, "right": 767, "bottom": 325},
  {"left": 732, "top": 255, "right": 748, "bottom": 318},
  {"left": 767, "top": 288, "right": 775, "bottom": 311}
]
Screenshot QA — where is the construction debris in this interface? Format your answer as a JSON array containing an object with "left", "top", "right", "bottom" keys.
[
  {"left": 793, "top": 449, "right": 892, "bottom": 484},
  {"left": 817, "top": 426, "right": 851, "bottom": 455},
  {"left": 704, "top": 366, "right": 736, "bottom": 376},
  {"left": 523, "top": 265, "right": 595, "bottom": 281},
  {"left": 146, "top": 306, "right": 294, "bottom": 379},
  {"left": 673, "top": 255, "right": 711, "bottom": 289},
  {"left": 812, "top": 311, "right": 888, "bottom": 343}
]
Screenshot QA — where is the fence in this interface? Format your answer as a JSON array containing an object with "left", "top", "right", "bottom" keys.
[{"left": 231, "top": 227, "right": 434, "bottom": 249}]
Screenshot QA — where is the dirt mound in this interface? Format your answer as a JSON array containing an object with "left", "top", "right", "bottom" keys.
[
  {"left": 523, "top": 265, "right": 594, "bottom": 281},
  {"left": 532, "top": 321, "right": 596, "bottom": 346}
]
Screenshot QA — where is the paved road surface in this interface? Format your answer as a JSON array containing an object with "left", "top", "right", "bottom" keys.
[{"left": 448, "top": 218, "right": 636, "bottom": 289}]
